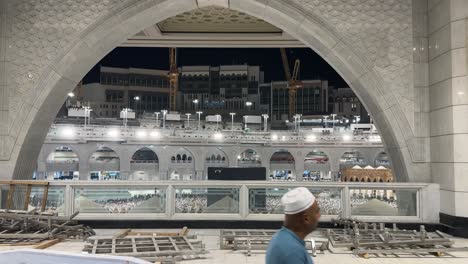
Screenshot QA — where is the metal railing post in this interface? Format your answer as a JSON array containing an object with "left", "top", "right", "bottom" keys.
[
  {"left": 239, "top": 185, "right": 249, "bottom": 219},
  {"left": 65, "top": 184, "right": 73, "bottom": 217},
  {"left": 166, "top": 185, "right": 174, "bottom": 218},
  {"left": 342, "top": 186, "right": 351, "bottom": 218}
]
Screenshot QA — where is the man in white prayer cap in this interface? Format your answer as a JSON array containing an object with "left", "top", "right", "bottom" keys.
[{"left": 265, "top": 187, "right": 321, "bottom": 264}]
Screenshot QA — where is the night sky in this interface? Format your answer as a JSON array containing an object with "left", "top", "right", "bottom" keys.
[{"left": 83, "top": 47, "right": 348, "bottom": 88}]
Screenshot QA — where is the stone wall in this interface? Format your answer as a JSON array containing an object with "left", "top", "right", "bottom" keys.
[{"left": 0, "top": 0, "right": 428, "bottom": 184}]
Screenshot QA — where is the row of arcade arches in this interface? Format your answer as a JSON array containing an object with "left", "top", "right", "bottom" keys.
[{"left": 44, "top": 146, "right": 391, "bottom": 181}]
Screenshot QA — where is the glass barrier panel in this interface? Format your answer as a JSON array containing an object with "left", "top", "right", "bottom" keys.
[
  {"left": 249, "top": 187, "right": 342, "bottom": 215},
  {"left": 0, "top": 185, "right": 64, "bottom": 215},
  {"left": 0, "top": 184, "right": 10, "bottom": 209},
  {"left": 30, "top": 186, "right": 65, "bottom": 215},
  {"left": 174, "top": 187, "right": 239, "bottom": 214},
  {"left": 349, "top": 188, "right": 418, "bottom": 216},
  {"left": 74, "top": 187, "right": 166, "bottom": 214}
]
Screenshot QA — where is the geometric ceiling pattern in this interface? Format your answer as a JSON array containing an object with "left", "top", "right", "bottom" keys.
[{"left": 157, "top": 6, "right": 282, "bottom": 33}]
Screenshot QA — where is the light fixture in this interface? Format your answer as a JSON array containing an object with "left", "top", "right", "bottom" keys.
[
  {"left": 107, "top": 129, "right": 119, "bottom": 138},
  {"left": 136, "top": 130, "right": 147, "bottom": 138},
  {"left": 281, "top": 136, "right": 286, "bottom": 141},
  {"left": 134, "top": 96, "right": 140, "bottom": 101},
  {"left": 343, "top": 135, "right": 352, "bottom": 141},
  {"left": 306, "top": 135, "right": 316, "bottom": 142},
  {"left": 67, "top": 92, "right": 75, "bottom": 98},
  {"left": 271, "top": 134, "right": 278, "bottom": 141},
  {"left": 150, "top": 131, "right": 160, "bottom": 138},
  {"left": 61, "top": 127, "right": 74, "bottom": 138},
  {"left": 193, "top": 99, "right": 199, "bottom": 104},
  {"left": 213, "top": 132, "right": 223, "bottom": 140},
  {"left": 245, "top": 101, "right": 252, "bottom": 107},
  {"left": 237, "top": 155, "right": 241, "bottom": 160}
]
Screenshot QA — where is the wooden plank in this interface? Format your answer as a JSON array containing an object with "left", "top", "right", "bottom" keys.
[
  {"left": 0, "top": 212, "right": 73, "bottom": 221},
  {"left": 182, "top": 236, "right": 195, "bottom": 251},
  {"left": 0, "top": 233, "right": 49, "bottom": 239},
  {"left": 41, "top": 185, "right": 49, "bottom": 212},
  {"left": 178, "top": 227, "right": 189, "bottom": 236},
  {"left": 128, "top": 231, "right": 180, "bottom": 237},
  {"left": 131, "top": 237, "right": 137, "bottom": 253},
  {"left": 152, "top": 237, "right": 160, "bottom": 252},
  {"left": 6, "top": 184, "right": 15, "bottom": 209},
  {"left": 168, "top": 237, "right": 178, "bottom": 251},
  {"left": 353, "top": 246, "right": 468, "bottom": 255},
  {"left": 23, "top": 185, "right": 32, "bottom": 211},
  {"left": 0, "top": 241, "right": 43, "bottom": 247},
  {"left": 113, "top": 229, "right": 131, "bottom": 239},
  {"left": 112, "top": 238, "right": 116, "bottom": 254},
  {"left": 92, "top": 239, "right": 98, "bottom": 254},
  {"left": 0, "top": 181, "right": 49, "bottom": 186},
  {"left": 32, "top": 239, "right": 60, "bottom": 249}
]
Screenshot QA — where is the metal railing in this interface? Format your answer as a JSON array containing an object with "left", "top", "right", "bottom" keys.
[{"left": 0, "top": 181, "right": 439, "bottom": 223}]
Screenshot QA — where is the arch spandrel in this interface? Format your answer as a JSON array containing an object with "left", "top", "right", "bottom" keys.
[{"left": 2, "top": 0, "right": 422, "bottom": 182}]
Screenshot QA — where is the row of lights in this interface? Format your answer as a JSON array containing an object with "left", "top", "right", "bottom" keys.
[
  {"left": 60, "top": 128, "right": 379, "bottom": 142},
  {"left": 60, "top": 127, "right": 224, "bottom": 140},
  {"left": 269, "top": 134, "right": 357, "bottom": 142}
]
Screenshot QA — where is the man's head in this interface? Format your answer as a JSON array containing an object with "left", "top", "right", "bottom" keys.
[{"left": 281, "top": 187, "right": 321, "bottom": 235}]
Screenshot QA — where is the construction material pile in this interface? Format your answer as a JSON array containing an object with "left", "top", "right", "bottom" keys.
[
  {"left": 327, "top": 217, "right": 468, "bottom": 258},
  {"left": 220, "top": 229, "right": 327, "bottom": 256},
  {"left": 0, "top": 209, "right": 95, "bottom": 246},
  {"left": 83, "top": 227, "right": 207, "bottom": 263}
]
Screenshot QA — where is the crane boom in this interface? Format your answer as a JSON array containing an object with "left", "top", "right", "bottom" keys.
[
  {"left": 280, "top": 48, "right": 302, "bottom": 119},
  {"left": 292, "top": 59, "right": 300, "bottom": 81},
  {"left": 169, "top": 47, "right": 178, "bottom": 111},
  {"left": 280, "top": 48, "right": 291, "bottom": 81}
]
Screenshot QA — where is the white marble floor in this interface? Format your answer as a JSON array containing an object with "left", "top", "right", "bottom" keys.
[{"left": 1, "top": 229, "right": 468, "bottom": 264}]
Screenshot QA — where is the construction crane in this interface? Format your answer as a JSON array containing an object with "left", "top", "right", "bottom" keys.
[
  {"left": 168, "top": 47, "right": 179, "bottom": 111},
  {"left": 280, "top": 48, "right": 303, "bottom": 119}
]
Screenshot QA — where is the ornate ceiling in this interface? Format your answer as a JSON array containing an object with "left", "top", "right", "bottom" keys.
[{"left": 156, "top": 6, "right": 282, "bottom": 33}]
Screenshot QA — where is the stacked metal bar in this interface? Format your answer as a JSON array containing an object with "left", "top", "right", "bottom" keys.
[
  {"left": 327, "top": 218, "right": 468, "bottom": 258},
  {"left": 84, "top": 233, "right": 207, "bottom": 262},
  {"left": 220, "top": 229, "right": 327, "bottom": 256},
  {"left": 0, "top": 209, "right": 95, "bottom": 245}
]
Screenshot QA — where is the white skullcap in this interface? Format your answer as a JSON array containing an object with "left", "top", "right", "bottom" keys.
[{"left": 281, "top": 187, "right": 316, "bottom": 215}]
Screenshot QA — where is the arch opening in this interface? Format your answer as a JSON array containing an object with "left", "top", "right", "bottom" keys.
[
  {"left": 169, "top": 148, "right": 195, "bottom": 180},
  {"left": 45, "top": 146, "right": 79, "bottom": 180},
  {"left": 303, "top": 150, "right": 330, "bottom": 182},
  {"left": 269, "top": 150, "right": 295, "bottom": 181},
  {"left": 88, "top": 146, "right": 120, "bottom": 180},
  {"left": 11, "top": 0, "right": 413, "bottom": 183},
  {"left": 237, "top": 149, "right": 261, "bottom": 167},
  {"left": 130, "top": 147, "right": 159, "bottom": 181}
]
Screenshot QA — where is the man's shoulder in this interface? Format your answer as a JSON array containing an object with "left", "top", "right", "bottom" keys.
[{"left": 269, "top": 231, "right": 305, "bottom": 253}]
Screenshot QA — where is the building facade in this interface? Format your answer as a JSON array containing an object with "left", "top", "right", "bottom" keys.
[
  {"left": 80, "top": 67, "right": 170, "bottom": 118},
  {"left": 179, "top": 65, "right": 264, "bottom": 117},
  {"left": 329, "top": 88, "right": 369, "bottom": 123},
  {"left": 37, "top": 123, "right": 387, "bottom": 182},
  {"left": 266, "top": 80, "right": 329, "bottom": 127}
]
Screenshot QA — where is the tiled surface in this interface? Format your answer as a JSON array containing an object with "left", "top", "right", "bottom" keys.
[{"left": 1, "top": 229, "right": 468, "bottom": 263}]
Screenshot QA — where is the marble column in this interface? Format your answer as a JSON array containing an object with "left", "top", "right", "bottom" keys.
[
  {"left": 428, "top": 0, "right": 468, "bottom": 233},
  {"left": 0, "top": 0, "right": 12, "bottom": 180}
]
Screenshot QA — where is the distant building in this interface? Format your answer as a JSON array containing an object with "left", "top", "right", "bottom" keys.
[
  {"left": 264, "top": 80, "right": 329, "bottom": 127},
  {"left": 80, "top": 67, "right": 170, "bottom": 118},
  {"left": 179, "top": 65, "right": 264, "bottom": 117},
  {"left": 329, "top": 87, "right": 369, "bottom": 122}
]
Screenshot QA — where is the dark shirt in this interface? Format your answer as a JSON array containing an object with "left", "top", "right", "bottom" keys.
[{"left": 265, "top": 226, "right": 313, "bottom": 264}]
